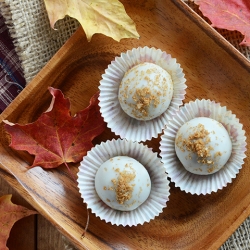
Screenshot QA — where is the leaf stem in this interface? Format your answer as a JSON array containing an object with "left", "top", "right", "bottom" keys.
[
  {"left": 81, "top": 206, "right": 90, "bottom": 239},
  {"left": 64, "top": 162, "right": 77, "bottom": 183}
]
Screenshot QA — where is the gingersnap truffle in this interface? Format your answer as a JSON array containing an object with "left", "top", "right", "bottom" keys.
[
  {"left": 175, "top": 117, "right": 232, "bottom": 175},
  {"left": 98, "top": 46, "right": 187, "bottom": 142},
  {"left": 119, "top": 62, "right": 173, "bottom": 121},
  {"left": 77, "top": 139, "right": 170, "bottom": 226},
  {"left": 160, "top": 99, "right": 247, "bottom": 195},
  {"left": 95, "top": 156, "right": 151, "bottom": 211}
]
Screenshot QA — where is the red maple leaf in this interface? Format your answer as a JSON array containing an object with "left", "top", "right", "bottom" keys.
[
  {"left": 193, "top": 0, "right": 250, "bottom": 46},
  {"left": 4, "top": 87, "right": 106, "bottom": 171},
  {"left": 0, "top": 195, "right": 37, "bottom": 250}
]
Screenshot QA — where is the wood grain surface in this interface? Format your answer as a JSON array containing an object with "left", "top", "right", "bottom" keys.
[
  {"left": 0, "top": 164, "right": 66, "bottom": 250},
  {"left": 0, "top": 0, "right": 249, "bottom": 249},
  {"left": 0, "top": 177, "right": 36, "bottom": 250}
]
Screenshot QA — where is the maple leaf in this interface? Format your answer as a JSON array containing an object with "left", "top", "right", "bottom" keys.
[
  {"left": 44, "top": 0, "right": 139, "bottom": 42},
  {"left": 0, "top": 195, "right": 37, "bottom": 250},
  {"left": 193, "top": 0, "right": 250, "bottom": 46},
  {"left": 4, "top": 88, "right": 106, "bottom": 170}
]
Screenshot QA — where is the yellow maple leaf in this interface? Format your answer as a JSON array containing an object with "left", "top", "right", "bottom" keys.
[{"left": 44, "top": 0, "right": 140, "bottom": 42}]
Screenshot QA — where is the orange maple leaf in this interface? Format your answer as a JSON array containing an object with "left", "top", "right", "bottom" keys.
[
  {"left": 193, "top": 0, "right": 250, "bottom": 46},
  {"left": 0, "top": 195, "right": 37, "bottom": 250},
  {"left": 4, "top": 87, "right": 106, "bottom": 170}
]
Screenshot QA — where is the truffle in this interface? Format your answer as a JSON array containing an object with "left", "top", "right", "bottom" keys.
[
  {"left": 175, "top": 117, "right": 232, "bottom": 175},
  {"left": 95, "top": 156, "right": 151, "bottom": 211},
  {"left": 118, "top": 62, "right": 173, "bottom": 120}
]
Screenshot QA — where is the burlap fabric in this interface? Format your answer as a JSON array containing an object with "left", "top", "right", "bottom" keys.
[
  {"left": 0, "top": 0, "right": 249, "bottom": 249},
  {"left": 0, "top": 0, "right": 79, "bottom": 84}
]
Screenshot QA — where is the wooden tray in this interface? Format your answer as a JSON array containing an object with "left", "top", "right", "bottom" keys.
[{"left": 0, "top": 0, "right": 249, "bottom": 249}]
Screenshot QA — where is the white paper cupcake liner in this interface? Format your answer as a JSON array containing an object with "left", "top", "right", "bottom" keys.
[
  {"left": 159, "top": 99, "right": 247, "bottom": 195},
  {"left": 98, "top": 46, "right": 187, "bottom": 142},
  {"left": 77, "top": 139, "right": 170, "bottom": 226}
]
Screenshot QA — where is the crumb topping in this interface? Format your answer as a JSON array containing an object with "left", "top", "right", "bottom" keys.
[
  {"left": 104, "top": 163, "right": 136, "bottom": 205},
  {"left": 131, "top": 87, "right": 160, "bottom": 118},
  {"left": 114, "top": 168, "right": 136, "bottom": 204},
  {"left": 176, "top": 123, "right": 222, "bottom": 168}
]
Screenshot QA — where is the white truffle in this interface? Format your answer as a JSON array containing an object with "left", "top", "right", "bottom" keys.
[
  {"left": 175, "top": 117, "right": 232, "bottom": 175},
  {"left": 95, "top": 156, "right": 151, "bottom": 211},
  {"left": 118, "top": 62, "right": 173, "bottom": 120}
]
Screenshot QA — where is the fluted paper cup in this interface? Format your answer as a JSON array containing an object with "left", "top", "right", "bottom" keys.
[
  {"left": 159, "top": 99, "right": 247, "bottom": 195},
  {"left": 77, "top": 138, "right": 170, "bottom": 226},
  {"left": 98, "top": 46, "right": 187, "bottom": 142}
]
